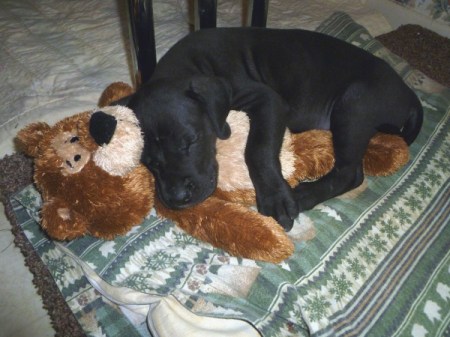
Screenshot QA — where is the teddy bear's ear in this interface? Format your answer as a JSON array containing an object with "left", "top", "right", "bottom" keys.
[
  {"left": 16, "top": 122, "right": 51, "bottom": 157},
  {"left": 98, "top": 82, "right": 134, "bottom": 107}
]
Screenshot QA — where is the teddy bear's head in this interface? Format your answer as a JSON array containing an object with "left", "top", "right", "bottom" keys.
[
  {"left": 15, "top": 102, "right": 153, "bottom": 241},
  {"left": 17, "top": 112, "right": 95, "bottom": 176},
  {"left": 17, "top": 105, "right": 144, "bottom": 178}
]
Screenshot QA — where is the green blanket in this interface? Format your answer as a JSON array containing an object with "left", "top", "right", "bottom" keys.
[{"left": 11, "top": 12, "right": 450, "bottom": 337}]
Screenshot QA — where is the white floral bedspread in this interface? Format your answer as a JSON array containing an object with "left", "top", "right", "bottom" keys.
[{"left": 0, "top": 0, "right": 392, "bottom": 155}]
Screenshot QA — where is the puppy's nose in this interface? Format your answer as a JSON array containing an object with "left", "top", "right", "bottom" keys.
[{"left": 169, "top": 178, "right": 195, "bottom": 207}]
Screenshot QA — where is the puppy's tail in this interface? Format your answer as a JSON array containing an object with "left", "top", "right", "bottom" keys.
[{"left": 400, "top": 95, "right": 423, "bottom": 145}]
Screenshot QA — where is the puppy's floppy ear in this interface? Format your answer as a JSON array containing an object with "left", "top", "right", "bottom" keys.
[{"left": 188, "top": 76, "right": 232, "bottom": 139}]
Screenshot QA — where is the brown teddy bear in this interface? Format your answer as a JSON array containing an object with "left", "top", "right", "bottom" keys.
[
  {"left": 16, "top": 104, "right": 154, "bottom": 240},
  {"left": 16, "top": 82, "right": 409, "bottom": 263}
]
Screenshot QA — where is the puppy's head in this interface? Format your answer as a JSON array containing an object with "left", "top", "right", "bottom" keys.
[{"left": 121, "top": 75, "right": 232, "bottom": 209}]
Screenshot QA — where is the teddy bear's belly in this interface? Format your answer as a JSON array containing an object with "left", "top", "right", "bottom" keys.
[{"left": 216, "top": 110, "right": 295, "bottom": 192}]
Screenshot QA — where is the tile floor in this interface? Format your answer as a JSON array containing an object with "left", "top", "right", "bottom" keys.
[{"left": 0, "top": 203, "right": 54, "bottom": 337}]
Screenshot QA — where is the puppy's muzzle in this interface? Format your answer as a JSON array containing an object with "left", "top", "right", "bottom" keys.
[{"left": 165, "top": 177, "right": 196, "bottom": 208}]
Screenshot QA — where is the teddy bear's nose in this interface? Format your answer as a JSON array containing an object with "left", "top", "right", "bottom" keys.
[{"left": 89, "top": 111, "right": 117, "bottom": 146}]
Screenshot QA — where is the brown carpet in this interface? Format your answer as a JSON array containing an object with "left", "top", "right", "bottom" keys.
[
  {"left": 0, "top": 24, "right": 449, "bottom": 337},
  {"left": 377, "top": 24, "right": 450, "bottom": 87},
  {"left": 0, "top": 154, "right": 85, "bottom": 337}
]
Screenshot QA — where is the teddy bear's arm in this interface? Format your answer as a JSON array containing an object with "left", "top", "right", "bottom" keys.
[
  {"left": 155, "top": 197, "right": 294, "bottom": 263},
  {"left": 98, "top": 82, "right": 134, "bottom": 107},
  {"left": 41, "top": 197, "right": 89, "bottom": 240}
]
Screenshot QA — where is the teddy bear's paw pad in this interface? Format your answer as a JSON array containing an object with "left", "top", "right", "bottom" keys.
[{"left": 57, "top": 207, "right": 71, "bottom": 220}]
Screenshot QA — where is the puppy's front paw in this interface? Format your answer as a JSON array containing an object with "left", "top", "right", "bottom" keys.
[{"left": 257, "top": 185, "right": 298, "bottom": 231}]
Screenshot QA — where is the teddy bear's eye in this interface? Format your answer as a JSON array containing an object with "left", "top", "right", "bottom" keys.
[{"left": 70, "top": 136, "right": 79, "bottom": 143}]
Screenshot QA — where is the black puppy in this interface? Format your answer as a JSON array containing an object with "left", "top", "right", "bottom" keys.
[{"left": 120, "top": 28, "right": 423, "bottom": 231}]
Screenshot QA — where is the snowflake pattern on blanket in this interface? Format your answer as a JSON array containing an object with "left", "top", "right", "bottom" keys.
[{"left": 11, "top": 12, "right": 450, "bottom": 337}]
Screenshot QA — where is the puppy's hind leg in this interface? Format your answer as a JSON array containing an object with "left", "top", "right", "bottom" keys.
[
  {"left": 294, "top": 161, "right": 365, "bottom": 211},
  {"left": 294, "top": 83, "right": 377, "bottom": 211}
]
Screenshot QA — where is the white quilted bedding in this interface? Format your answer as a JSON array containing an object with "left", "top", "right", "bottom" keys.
[{"left": 0, "top": 0, "right": 392, "bottom": 156}]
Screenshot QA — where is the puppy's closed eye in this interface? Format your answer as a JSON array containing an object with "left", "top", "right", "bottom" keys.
[{"left": 179, "top": 134, "right": 199, "bottom": 154}]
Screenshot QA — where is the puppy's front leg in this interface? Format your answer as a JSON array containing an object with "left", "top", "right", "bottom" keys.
[{"left": 235, "top": 85, "right": 298, "bottom": 231}]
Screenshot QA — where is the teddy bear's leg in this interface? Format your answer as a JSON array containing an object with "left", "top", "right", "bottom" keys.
[
  {"left": 211, "top": 188, "right": 256, "bottom": 206},
  {"left": 155, "top": 197, "right": 294, "bottom": 263},
  {"left": 86, "top": 166, "right": 154, "bottom": 240},
  {"left": 88, "top": 222, "right": 132, "bottom": 241},
  {"left": 41, "top": 198, "right": 89, "bottom": 240},
  {"left": 290, "top": 130, "right": 335, "bottom": 183},
  {"left": 363, "top": 133, "right": 409, "bottom": 176},
  {"left": 289, "top": 130, "right": 410, "bottom": 184}
]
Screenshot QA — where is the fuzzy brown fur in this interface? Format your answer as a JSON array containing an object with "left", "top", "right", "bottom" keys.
[
  {"left": 98, "top": 81, "right": 134, "bottom": 107},
  {"left": 208, "top": 130, "right": 408, "bottom": 206},
  {"left": 16, "top": 82, "right": 410, "bottom": 263},
  {"left": 16, "top": 110, "right": 154, "bottom": 240},
  {"left": 155, "top": 197, "right": 295, "bottom": 262},
  {"left": 157, "top": 130, "right": 408, "bottom": 263}
]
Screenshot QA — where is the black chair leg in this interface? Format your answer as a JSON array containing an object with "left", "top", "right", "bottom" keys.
[
  {"left": 195, "top": 0, "right": 217, "bottom": 30},
  {"left": 249, "top": 0, "right": 269, "bottom": 27},
  {"left": 126, "top": 0, "right": 269, "bottom": 88},
  {"left": 127, "top": 0, "right": 156, "bottom": 88}
]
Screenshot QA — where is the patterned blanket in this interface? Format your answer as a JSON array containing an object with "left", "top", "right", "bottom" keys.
[{"left": 10, "top": 13, "right": 450, "bottom": 337}]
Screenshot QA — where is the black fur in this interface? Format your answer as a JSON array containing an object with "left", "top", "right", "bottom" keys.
[{"left": 123, "top": 27, "right": 423, "bottom": 231}]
